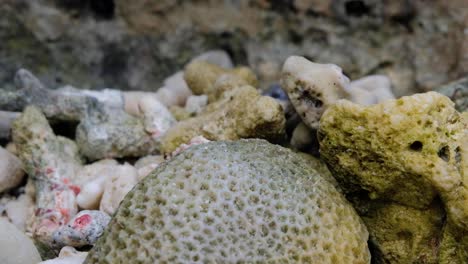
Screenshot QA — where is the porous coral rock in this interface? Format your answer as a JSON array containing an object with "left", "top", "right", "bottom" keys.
[
  {"left": 12, "top": 106, "right": 83, "bottom": 244},
  {"left": 0, "top": 146, "right": 25, "bottom": 193},
  {"left": 282, "top": 56, "right": 396, "bottom": 129},
  {"left": 75, "top": 104, "right": 160, "bottom": 161},
  {"left": 184, "top": 61, "right": 258, "bottom": 102},
  {"left": 281, "top": 56, "right": 350, "bottom": 129},
  {"left": 362, "top": 202, "right": 445, "bottom": 264},
  {"left": 160, "top": 86, "right": 285, "bottom": 154},
  {"left": 318, "top": 92, "right": 468, "bottom": 262},
  {"left": 85, "top": 139, "right": 370, "bottom": 263}
]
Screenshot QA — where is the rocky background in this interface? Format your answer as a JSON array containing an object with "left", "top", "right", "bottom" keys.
[{"left": 1, "top": 0, "right": 467, "bottom": 96}]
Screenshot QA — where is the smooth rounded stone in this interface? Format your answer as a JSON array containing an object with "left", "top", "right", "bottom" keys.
[
  {"left": 99, "top": 163, "right": 139, "bottom": 215},
  {"left": 4, "top": 193, "right": 34, "bottom": 231},
  {"left": 160, "top": 86, "right": 285, "bottom": 154},
  {"left": 76, "top": 160, "right": 118, "bottom": 210},
  {"left": 262, "top": 83, "right": 289, "bottom": 102},
  {"left": 134, "top": 155, "right": 165, "bottom": 181},
  {"left": 85, "top": 139, "right": 370, "bottom": 263},
  {"left": 190, "top": 49, "right": 233, "bottom": 69},
  {"left": 5, "top": 142, "right": 18, "bottom": 155},
  {"left": 290, "top": 122, "right": 314, "bottom": 150},
  {"left": 0, "top": 217, "right": 42, "bottom": 264},
  {"left": 281, "top": 56, "right": 350, "bottom": 129},
  {"left": 0, "top": 146, "right": 25, "bottom": 193},
  {"left": 155, "top": 71, "right": 193, "bottom": 107},
  {"left": 347, "top": 75, "right": 395, "bottom": 105},
  {"left": 184, "top": 95, "right": 208, "bottom": 115},
  {"left": 0, "top": 111, "right": 19, "bottom": 139},
  {"left": 318, "top": 92, "right": 468, "bottom": 262},
  {"left": 184, "top": 61, "right": 258, "bottom": 102},
  {"left": 39, "top": 246, "right": 88, "bottom": 264}
]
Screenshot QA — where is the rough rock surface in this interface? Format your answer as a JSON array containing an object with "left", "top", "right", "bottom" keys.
[
  {"left": 281, "top": 56, "right": 350, "bottom": 130},
  {"left": 318, "top": 92, "right": 468, "bottom": 263},
  {"left": 184, "top": 61, "right": 258, "bottom": 102},
  {"left": 160, "top": 86, "right": 285, "bottom": 153},
  {"left": 86, "top": 139, "right": 370, "bottom": 263},
  {"left": 435, "top": 77, "right": 468, "bottom": 112},
  {"left": 0, "top": 0, "right": 466, "bottom": 94}
]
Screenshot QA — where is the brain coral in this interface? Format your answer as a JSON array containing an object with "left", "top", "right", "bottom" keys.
[{"left": 85, "top": 139, "right": 370, "bottom": 263}]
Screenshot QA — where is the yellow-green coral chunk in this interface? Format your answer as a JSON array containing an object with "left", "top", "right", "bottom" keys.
[
  {"left": 363, "top": 202, "right": 444, "bottom": 264},
  {"left": 160, "top": 86, "right": 285, "bottom": 154},
  {"left": 184, "top": 61, "right": 258, "bottom": 102},
  {"left": 85, "top": 139, "right": 370, "bottom": 263},
  {"left": 318, "top": 92, "right": 468, "bottom": 229}
]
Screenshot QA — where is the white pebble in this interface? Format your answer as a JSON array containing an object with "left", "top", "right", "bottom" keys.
[
  {"left": 290, "top": 122, "right": 314, "bottom": 150},
  {"left": 185, "top": 95, "right": 208, "bottom": 114},
  {"left": 100, "top": 163, "right": 139, "bottom": 215},
  {"left": 0, "top": 146, "right": 25, "bottom": 193},
  {"left": 347, "top": 75, "right": 395, "bottom": 105},
  {"left": 191, "top": 50, "right": 233, "bottom": 69},
  {"left": 0, "top": 217, "right": 42, "bottom": 264},
  {"left": 76, "top": 159, "right": 118, "bottom": 210},
  {"left": 4, "top": 193, "right": 34, "bottom": 231}
]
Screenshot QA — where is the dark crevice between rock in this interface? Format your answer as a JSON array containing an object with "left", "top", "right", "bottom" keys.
[
  {"left": 50, "top": 120, "right": 79, "bottom": 140},
  {"left": 345, "top": 0, "right": 371, "bottom": 17},
  {"left": 55, "top": 0, "right": 115, "bottom": 19}
]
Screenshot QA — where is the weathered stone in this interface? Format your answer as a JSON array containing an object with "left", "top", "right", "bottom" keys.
[
  {"left": 184, "top": 61, "right": 258, "bottom": 102},
  {"left": 318, "top": 92, "right": 468, "bottom": 263},
  {"left": 435, "top": 77, "right": 468, "bottom": 112},
  {"left": 160, "top": 86, "right": 285, "bottom": 154}
]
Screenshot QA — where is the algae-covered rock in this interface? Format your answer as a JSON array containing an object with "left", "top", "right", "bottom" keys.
[
  {"left": 85, "top": 139, "right": 370, "bottom": 263},
  {"left": 319, "top": 92, "right": 467, "bottom": 226},
  {"left": 318, "top": 92, "right": 468, "bottom": 263},
  {"left": 363, "top": 201, "right": 445, "bottom": 264},
  {"left": 184, "top": 61, "right": 258, "bottom": 102},
  {"left": 160, "top": 86, "right": 285, "bottom": 154}
]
